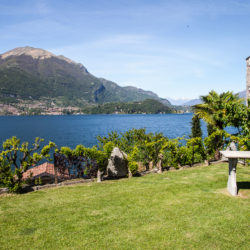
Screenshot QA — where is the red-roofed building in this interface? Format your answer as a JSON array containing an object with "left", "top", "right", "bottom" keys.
[{"left": 23, "top": 162, "right": 69, "bottom": 184}]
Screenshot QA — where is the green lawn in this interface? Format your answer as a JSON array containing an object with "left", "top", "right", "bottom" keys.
[{"left": 0, "top": 163, "right": 249, "bottom": 250}]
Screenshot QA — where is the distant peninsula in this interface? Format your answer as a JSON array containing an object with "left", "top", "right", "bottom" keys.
[{"left": 83, "top": 99, "right": 179, "bottom": 114}]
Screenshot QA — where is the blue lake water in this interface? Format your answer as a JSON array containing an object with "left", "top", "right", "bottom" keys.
[
  {"left": 0, "top": 114, "right": 207, "bottom": 149},
  {"left": 1, "top": 113, "right": 240, "bottom": 150}
]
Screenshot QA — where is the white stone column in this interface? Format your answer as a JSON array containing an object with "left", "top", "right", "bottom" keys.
[{"left": 227, "top": 158, "right": 238, "bottom": 196}]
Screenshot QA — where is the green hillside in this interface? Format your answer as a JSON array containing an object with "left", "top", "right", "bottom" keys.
[
  {"left": 0, "top": 47, "right": 171, "bottom": 108},
  {"left": 83, "top": 99, "right": 175, "bottom": 114}
]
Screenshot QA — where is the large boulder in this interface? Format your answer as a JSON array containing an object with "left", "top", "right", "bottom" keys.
[{"left": 107, "top": 147, "right": 128, "bottom": 178}]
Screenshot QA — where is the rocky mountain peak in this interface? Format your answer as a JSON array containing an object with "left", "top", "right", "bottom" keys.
[
  {"left": 0, "top": 46, "right": 83, "bottom": 67},
  {"left": 0, "top": 46, "right": 55, "bottom": 60}
]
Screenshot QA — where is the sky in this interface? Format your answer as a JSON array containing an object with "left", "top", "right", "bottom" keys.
[{"left": 0, "top": 0, "right": 250, "bottom": 100}]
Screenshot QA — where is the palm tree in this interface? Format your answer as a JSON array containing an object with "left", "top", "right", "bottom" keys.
[{"left": 193, "top": 90, "right": 243, "bottom": 131}]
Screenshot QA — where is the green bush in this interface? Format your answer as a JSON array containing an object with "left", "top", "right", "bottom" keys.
[
  {"left": 128, "top": 161, "right": 138, "bottom": 176},
  {"left": 0, "top": 158, "right": 13, "bottom": 189},
  {"left": 162, "top": 138, "right": 180, "bottom": 168},
  {"left": 103, "top": 141, "right": 115, "bottom": 157},
  {"left": 204, "top": 130, "right": 230, "bottom": 160},
  {"left": 177, "top": 146, "right": 193, "bottom": 166},
  {"left": 186, "top": 137, "right": 207, "bottom": 164}
]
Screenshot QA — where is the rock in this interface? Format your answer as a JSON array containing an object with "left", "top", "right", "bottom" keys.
[
  {"left": 107, "top": 147, "right": 128, "bottom": 178},
  {"left": 169, "top": 167, "right": 176, "bottom": 171},
  {"left": 0, "top": 188, "right": 9, "bottom": 194}
]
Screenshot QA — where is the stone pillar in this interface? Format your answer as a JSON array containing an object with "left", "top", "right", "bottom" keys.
[
  {"left": 246, "top": 57, "right": 250, "bottom": 106},
  {"left": 227, "top": 158, "right": 238, "bottom": 196},
  {"left": 97, "top": 169, "right": 103, "bottom": 183}
]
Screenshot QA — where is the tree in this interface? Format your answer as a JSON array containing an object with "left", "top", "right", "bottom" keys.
[
  {"left": 207, "top": 124, "right": 216, "bottom": 136},
  {"left": 191, "top": 114, "right": 202, "bottom": 138},
  {"left": 204, "top": 130, "right": 230, "bottom": 160},
  {"left": 0, "top": 158, "right": 12, "bottom": 188},
  {"left": 0, "top": 137, "right": 55, "bottom": 192},
  {"left": 225, "top": 98, "right": 250, "bottom": 136},
  {"left": 193, "top": 90, "right": 243, "bottom": 130}
]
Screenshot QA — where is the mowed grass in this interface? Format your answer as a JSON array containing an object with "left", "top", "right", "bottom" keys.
[{"left": 0, "top": 163, "right": 249, "bottom": 250}]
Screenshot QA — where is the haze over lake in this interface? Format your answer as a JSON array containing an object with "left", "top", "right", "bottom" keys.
[{"left": 0, "top": 114, "right": 206, "bottom": 148}]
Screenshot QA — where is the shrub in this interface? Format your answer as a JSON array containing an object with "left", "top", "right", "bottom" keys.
[
  {"left": 0, "top": 158, "right": 13, "bottom": 189},
  {"left": 162, "top": 138, "right": 180, "bottom": 168},
  {"left": 128, "top": 161, "right": 138, "bottom": 176},
  {"left": 204, "top": 130, "right": 230, "bottom": 160},
  {"left": 103, "top": 141, "right": 115, "bottom": 157},
  {"left": 186, "top": 137, "right": 207, "bottom": 164},
  {"left": 176, "top": 146, "right": 193, "bottom": 166}
]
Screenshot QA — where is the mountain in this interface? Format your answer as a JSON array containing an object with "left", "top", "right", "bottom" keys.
[
  {"left": 182, "top": 99, "right": 202, "bottom": 106},
  {"left": 167, "top": 97, "right": 192, "bottom": 106},
  {"left": 182, "top": 90, "right": 246, "bottom": 107},
  {"left": 0, "top": 46, "right": 171, "bottom": 110},
  {"left": 238, "top": 90, "right": 246, "bottom": 98}
]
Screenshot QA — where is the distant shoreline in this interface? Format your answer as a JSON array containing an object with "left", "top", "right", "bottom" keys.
[{"left": 0, "top": 112, "right": 193, "bottom": 117}]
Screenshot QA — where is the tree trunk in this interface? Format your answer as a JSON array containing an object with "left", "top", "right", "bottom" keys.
[
  {"left": 128, "top": 169, "right": 133, "bottom": 178},
  {"left": 53, "top": 153, "right": 58, "bottom": 184},
  {"left": 157, "top": 154, "right": 163, "bottom": 173},
  {"left": 215, "top": 149, "right": 221, "bottom": 161},
  {"left": 204, "top": 159, "right": 210, "bottom": 166}
]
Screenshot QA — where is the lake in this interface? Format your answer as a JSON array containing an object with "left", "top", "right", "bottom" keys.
[{"left": 0, "top": 114, "right": 206, "bottom": 148}]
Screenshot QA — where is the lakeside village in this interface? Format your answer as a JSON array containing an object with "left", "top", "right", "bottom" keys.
[{"left": 0, "top": 98, "right": 190, "bottom": 116}]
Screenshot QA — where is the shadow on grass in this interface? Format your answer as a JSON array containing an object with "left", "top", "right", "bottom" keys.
[{"left": 237, "top": 182, "right": 250, "bottom": 192}]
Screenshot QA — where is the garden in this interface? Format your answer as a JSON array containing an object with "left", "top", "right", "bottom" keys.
[
  {"left": 0, "top": 90, "right": 249, "bottom": 249},
  {"left": 0, "top": 91, "right": 249, "bottom": 193}
]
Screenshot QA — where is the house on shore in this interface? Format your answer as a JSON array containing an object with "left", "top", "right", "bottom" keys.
[{"left": 23, "top": 162, "right": 69, "bottom": 184}]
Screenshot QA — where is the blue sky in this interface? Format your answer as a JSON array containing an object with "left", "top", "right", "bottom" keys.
[{"left": 0, "top": 0, "right": 249, "bottom": 100}]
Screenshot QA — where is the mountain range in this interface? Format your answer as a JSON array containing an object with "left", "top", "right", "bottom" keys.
[
  {"left": 0, "top": 46, "right": 171, "bottom": 111},
  {"left": 0, "top": 46, "right": 245, "bottom": 115},
  {"left": 178, "top": 90, "right": 246, "bottom": 107}
]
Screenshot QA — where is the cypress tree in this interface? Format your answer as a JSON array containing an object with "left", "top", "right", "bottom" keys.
[
  {"left": 207, "top": 124, "right": 216, "bottom": 136},
  {"left": 191, "top": 114, "right": 202, "bottom": 138}
]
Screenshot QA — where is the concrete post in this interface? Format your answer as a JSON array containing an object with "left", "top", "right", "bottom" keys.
[{"left": 227, "top": 158, "right": 238, "bottom": 196}]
